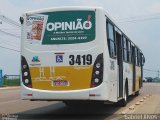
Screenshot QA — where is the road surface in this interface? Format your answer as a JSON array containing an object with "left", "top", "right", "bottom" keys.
[{"left": 0, "top": 83, "right": 160, "bottom": 120}]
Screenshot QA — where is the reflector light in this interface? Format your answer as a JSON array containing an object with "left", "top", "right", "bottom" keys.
[
  {"left": 90, "top": 53, "right": 103, "bottom": 88},
  {"left": 21, "top": 56, "right": 32, "bottom": 88},
  {"left": 23, "top": 65, "right": 27, "bottom": 69},
  {"left": 25, "top": 79, "right": 29, "bottom": 84},
  {"left": 95, "top": 71, "right": 100, "bottom": 75},
  {"left": 94, "top": 78, "right": 99, "bottom": 83},
  {"left": 89, "top": 94, "right": 95, "bottom": 96},
  {"left": 96, "top": 63, "right": 101, "bottom": 68},
  {"left": 24, "top": 72, "right": 28, "bottom": 76},
  {"left": 27, "top": 94, "right": 33, "bottom": 96}
]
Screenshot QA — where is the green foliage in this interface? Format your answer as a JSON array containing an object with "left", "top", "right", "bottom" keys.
[{"left": 3, "top": 79, "right": 20, "bottom": 86}]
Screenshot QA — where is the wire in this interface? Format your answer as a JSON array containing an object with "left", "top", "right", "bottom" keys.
[
  {"left": 0, "top": 15, "right": 20, "bottom": 28},
  {"left": 0, "top": 29, "right": 20, "bottom": 38},
  {"left": 117, "top": 17, "right": 160, "bottom": 23},
  {"left": 144, "top": 68, "right": 158, "bottom": 73},
  {"left": 116, "top": 12, "right": 160, "bottom": 23},
  {"left": 0, "top": 39, "right": 19, "bottom": 48},
  {"left": 116, "top": 12, "right": 160, "bottom": 21},
  {"left": 0, "top": 36, "right": 20, "bottom": 45},
  {"left": 0, "top": 41, "right": 19, "bottom": 48},
  {"left": 0, "top": 28, "right": 20, "bottom": 30},
  {"left": 0, "top": 44, "right": 20, "bottom": 52}
]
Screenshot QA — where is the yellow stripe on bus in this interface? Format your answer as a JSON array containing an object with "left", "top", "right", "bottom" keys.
[{"left": 136, "top": 66, "right": 141, "bottom": 91}]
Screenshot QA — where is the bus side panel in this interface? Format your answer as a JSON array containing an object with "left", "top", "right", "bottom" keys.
[
  {"left": 135, "top": 66, "right": 141, "bottom": 91},
  {"left": 123, "top": 63, "right": 133, "bottom": 96},
  {"left": 103, "top": 15, "right": 118, "bottom": 102},
  {"left": 107, "top": 59, "right": 118, "bottom": 102}
]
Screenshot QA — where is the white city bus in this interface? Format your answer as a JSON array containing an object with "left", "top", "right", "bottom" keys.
[{"left": 20, "top": 6, "right": 145, "bottom": 106}]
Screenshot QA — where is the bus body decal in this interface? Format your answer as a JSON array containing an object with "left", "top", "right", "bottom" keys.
[
  {"left": 26, "top": 11, "right": 95, "bottom": 45},
  {"left": 29, "top": 65, "right": 93, "bottom": 90}
]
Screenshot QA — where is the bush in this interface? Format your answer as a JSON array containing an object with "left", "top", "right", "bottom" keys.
[{"left": 3, "top": 79, "right": 20, "bottom": 86}]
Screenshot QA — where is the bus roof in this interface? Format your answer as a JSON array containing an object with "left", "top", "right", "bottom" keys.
[{"left": 24, "top": 6, "right": 103, "bottom": 15}]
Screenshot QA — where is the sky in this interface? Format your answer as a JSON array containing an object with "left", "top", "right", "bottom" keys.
[{"left": 0, "top": 0, "right": 160, "bottom": 77}]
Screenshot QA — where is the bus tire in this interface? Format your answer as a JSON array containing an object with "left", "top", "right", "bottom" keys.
[{"left": 118, "top": 84, "right": 128, "bottom": 107}]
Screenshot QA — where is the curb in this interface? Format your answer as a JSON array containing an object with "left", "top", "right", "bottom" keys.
[{"left": 121, "top": 94, "right": 151, "bottom": 114}]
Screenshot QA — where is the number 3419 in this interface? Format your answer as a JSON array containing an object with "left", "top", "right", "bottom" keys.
[{"left": 69, "top": 54, "right": 92, "bottom": 65}]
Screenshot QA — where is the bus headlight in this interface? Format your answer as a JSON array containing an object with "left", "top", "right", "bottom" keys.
[
  {"left": 21, "top": 56, "right": 32, "bottom": 88},
  {"left": 90, "top": 53, "right": 103, "bottom": 88}
]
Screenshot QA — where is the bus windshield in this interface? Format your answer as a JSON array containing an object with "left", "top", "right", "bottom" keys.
[{"left": 26, "top": 10, "right": 95, "bottom": 45}]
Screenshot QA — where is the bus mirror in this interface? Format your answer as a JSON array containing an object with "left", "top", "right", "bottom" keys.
[
  {"left": 113, "top": 55, "right": 117, "bottom": 58},
  {"left": 143, "top": 57, "right": 145, "bottom": 63},
  {"left": 20, "top": 17, "right": 24, "bottom": 24}
]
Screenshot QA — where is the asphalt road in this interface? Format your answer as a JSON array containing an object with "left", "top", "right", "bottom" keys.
[{"left": 0, "top": 83, "right": 160, "bottom": 120}]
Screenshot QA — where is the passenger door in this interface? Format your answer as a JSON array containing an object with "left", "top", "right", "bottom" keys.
[
  {"left": 132, "top": 45, "right": 136, "bottom": 92},
  {"left": 115, "top": 31, "right": 123, "bottom": 98}
]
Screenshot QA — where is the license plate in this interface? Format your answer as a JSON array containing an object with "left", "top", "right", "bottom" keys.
[{"left": 52, "top": 80, "right": 69, "bottom": 86}]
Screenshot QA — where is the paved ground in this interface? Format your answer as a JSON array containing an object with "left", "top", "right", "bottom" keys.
[
  {"left": 0, "top": 83, "right": 160, "bottom": 120},
  {"left": 132, "top": 83, "right": 160, "bottom": 114}
]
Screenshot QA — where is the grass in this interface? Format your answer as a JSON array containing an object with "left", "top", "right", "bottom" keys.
[{"left": 3, "top": 79, "right": 20, "bottom": 86}]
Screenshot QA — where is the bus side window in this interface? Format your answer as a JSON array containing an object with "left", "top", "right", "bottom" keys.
[
  {"left": 140, "top": 52, "right": 143, "bottom": 66},
  {"left": 106, "top": 22, "right": 116, "bottom": 58},
  {"left": 137, "top": 50, "right": 141, "bottom": 66},
  {"left": 137, "top": 49, "right": 139, "bottom": 66},
  {"left": 127, "top": 41, "right": 131, "bottom": 63},
  {"left": 123, "top": 36, "right": 127, "bottom": 61},
  {"left": 135, "top": 48, "right": 138, "bottom": 66},
  {"left": 132, "top": 46, "right": 136, "bottom": 64},
  {"left": 135, "top": 48, "right": 136, "bottom": 65}
]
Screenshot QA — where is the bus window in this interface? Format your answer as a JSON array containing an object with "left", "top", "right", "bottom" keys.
[
  {"left": 135, "top": 48, "right": 138, "bottom": 66},
  {"left": 140, "top": 52, "right": 143, "bottom": 66},
  {"left": 123, "top": 36, "right": 127, "bottom": 61},
  {"left": 107, "top": 22, "right": 116, "bottom": 58},
  {"left": 131, "top": 44, "right": 134, "bottom": 64},
  {"left": 137, "top": 50, "right": 141, "bottom": 66},
  {"left": 127, "top": 40, "right": 131, "bottom": 63}
]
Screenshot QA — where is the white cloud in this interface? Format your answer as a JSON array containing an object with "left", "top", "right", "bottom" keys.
[
  {"left": 150, "top": 3, "right": 160, "bottom": 13},
  {"left": 0, "top": 0, "right": 21, "bottom": 21}
]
